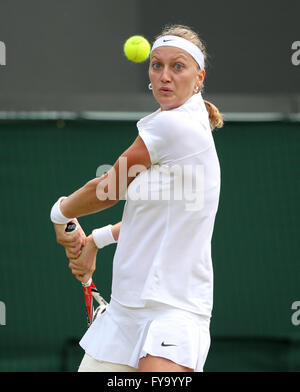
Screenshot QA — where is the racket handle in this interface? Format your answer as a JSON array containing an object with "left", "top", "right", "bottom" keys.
[
  {"left": 82, "top": 280, "right": 94, "bottom": 327},
  {"left": 65, "top": 221, "right": 78, "bottom": 234},
  {"left": 82, "top": 277, "right": 93, "bottom": 287},
  {"left": 64, "top": 221, "right": 102, "bottom": 327},
  {"left": 65, "top": 221, "right": 91, "bottom": 286}
]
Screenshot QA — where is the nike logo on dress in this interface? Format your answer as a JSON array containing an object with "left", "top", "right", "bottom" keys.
[{"left": 161, "top": 341, "right": 177, "bottom": 347}]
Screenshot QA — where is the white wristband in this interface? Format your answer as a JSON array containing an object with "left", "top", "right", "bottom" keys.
[
  {"left": 50, "top": 196, "right": 73, "bottom": 224},
  {"left": 92, "top": 225, "right": 117, "bottom": 249}
]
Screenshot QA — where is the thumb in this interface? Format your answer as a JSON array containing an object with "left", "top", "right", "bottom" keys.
[{"left": 76, "top": 273, "right": 91, "bottom": 284}]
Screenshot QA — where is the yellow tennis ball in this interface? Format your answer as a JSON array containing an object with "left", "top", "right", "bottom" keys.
[{"left": 123, "top": 35, "right": 151, "bottom": 63}]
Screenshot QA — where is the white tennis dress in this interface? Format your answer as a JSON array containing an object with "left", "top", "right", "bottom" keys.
[{"left": 80, "top": 92, "right": 221, "bottom": 371}]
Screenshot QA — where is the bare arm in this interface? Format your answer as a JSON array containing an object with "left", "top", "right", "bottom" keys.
[
  {"left": 111, "top": 221, "right": 122, "bottom": 241},
  {"left": 53, "top": 135, "right": 150, "bottom": 263},
  {"left": 59, "top": 135, "right": 151, "bottom": 219},
  {"left": 60, "top": 175, "right": 116, "bottom": 219}
]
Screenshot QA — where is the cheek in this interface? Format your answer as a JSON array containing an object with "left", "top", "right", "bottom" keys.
[
  {"left": 175, "top": 74, "right": 195, "bottom": 91},
  {"left": 149, "top": 70, "right": 157, "bottom": 85}
]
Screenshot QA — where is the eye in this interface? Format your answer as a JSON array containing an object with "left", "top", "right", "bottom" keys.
[
  {"left": 152, "top": 62, "right": 161, "bottom": 69},
  {"left": 174, "top": 63, "right": 184, "bottom": 70}
]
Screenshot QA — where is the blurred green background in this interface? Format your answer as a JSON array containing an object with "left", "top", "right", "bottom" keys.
[{"left": 0, "top": 118, "right": 299, "bottom": 371}]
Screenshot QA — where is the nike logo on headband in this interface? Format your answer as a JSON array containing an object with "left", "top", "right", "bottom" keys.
[{"left": 163, "top": 39, "right": 173, "bottom": 42}]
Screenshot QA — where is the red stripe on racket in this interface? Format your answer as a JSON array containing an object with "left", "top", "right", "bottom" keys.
[{"left": 65, "top": 221, "right": 108, "bottom": 327}]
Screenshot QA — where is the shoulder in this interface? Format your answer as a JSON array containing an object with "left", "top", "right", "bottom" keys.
[
  {"left": 155, "top": 110, "right": 186, "bottom": 125},
  {"left": 146, "top": 110, "right": 195, "bottom": 135}
]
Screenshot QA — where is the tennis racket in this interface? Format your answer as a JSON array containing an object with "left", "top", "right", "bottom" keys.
[{"left": 65, "top": 221, "right": 108, "bottom": 327}]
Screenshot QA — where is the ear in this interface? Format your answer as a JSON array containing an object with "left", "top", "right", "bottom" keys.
[
  {"left": 195, "top": 69, "right": 205, "bottom": 90},
  {"left": 198, "top": 69, "right": 205, "bottom": 83}
]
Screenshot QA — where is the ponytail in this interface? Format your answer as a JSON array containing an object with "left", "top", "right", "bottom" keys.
[{"left": 204, "top": 99, "right": 224, "bottom": 131}]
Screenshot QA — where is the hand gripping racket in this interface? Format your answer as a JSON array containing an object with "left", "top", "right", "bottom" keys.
[{"left": 65, "top": 221, "right": 108, "bottom": 327}]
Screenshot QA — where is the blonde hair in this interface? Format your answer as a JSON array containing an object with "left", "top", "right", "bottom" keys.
[{"left": 154, "top": 24, "right": 224, "bottom": 131}]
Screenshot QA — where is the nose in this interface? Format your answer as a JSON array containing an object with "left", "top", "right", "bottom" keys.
[{"left": 160, "top": 66, "right": 171, "bottom": 83}]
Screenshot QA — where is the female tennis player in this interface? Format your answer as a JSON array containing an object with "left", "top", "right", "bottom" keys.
[{"left": 51, "top": 24, "right": 223, "bottom": 372}]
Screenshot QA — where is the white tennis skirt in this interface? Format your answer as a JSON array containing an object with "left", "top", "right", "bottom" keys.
[{"left": 79, "top": 298, "right": 211, "bottom": 372}]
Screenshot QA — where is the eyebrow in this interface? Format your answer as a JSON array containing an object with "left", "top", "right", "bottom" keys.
[{"left": 151, "top": 54, "right": 188, "bottom": 61}]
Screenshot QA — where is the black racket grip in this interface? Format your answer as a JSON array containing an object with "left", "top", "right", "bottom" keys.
[{"left": 65, "top": 221, "right": 77, "bottom": 233}]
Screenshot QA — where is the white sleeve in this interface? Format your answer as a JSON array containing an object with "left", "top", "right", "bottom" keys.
[{"left": 137, "top": 111, "right": 211, "bottom": 165}]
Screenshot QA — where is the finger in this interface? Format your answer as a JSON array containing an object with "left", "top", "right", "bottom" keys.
[
  {"left": 66, "top": 246, "right": 82, "bottom": 259},
  {"left": 75, "top": 274, "right": 88, "bottom": 283},
  {"left": 68, "top": 260, "right": 79, "bottom": 269},
  {"left": 61, "top": 232, "right": 82, "bottom": 245},
  {"left": 66, "top": 242, "right": 82, "bottom": 251},
  {"left": 70, "top": 265, "right": 85, "bottom": 275},
  {"left": 68, "top": 261, "right": 86, "bottom": 274},
  {"left": 65, "top": 237, "right": 81, "bottom": 248},
  {"left": 66, "top": 248, "right": 81, "bottom": 259},
  {"left": 58, "top": 238, "right": 78, "bottom": 248}
]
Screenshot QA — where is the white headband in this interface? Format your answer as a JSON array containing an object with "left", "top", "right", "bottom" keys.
[{"left": 151, "top": 35, "right": 205, "bottom": 70}]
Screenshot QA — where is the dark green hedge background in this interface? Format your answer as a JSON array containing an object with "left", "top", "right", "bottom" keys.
[{"left": 0, "top": 119, "right": 299, "bottom": 371}]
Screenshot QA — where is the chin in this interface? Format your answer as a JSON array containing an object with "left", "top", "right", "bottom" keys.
[
  {"left": 155, "top": 97, "right": 176, "bottom": 111},
  {"left": 160, "top": 100, "right": 181, "bottom": 111}
]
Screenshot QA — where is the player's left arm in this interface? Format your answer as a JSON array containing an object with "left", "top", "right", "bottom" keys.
[{"left": 63, "top": 220, "right": 121, "bottom": 261}]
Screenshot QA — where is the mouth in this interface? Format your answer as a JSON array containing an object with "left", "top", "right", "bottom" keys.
[{"left": 159, "top": 87, "right": 173, "bottom": 94}]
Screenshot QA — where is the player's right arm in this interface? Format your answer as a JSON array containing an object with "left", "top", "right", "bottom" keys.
[
  {"left": 59, "top": 135, "right": 151, "bottom": 219},
  {"left": 53, "top": 135, "right": 151, "bottom": 248}
]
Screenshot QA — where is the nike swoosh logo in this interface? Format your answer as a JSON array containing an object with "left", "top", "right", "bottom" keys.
[
  {"left": 161, "top": 341, "right": 177, "bottom": 347},
  {"left": 163, "top": 39, "right": 173, "bottom": 42}
]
